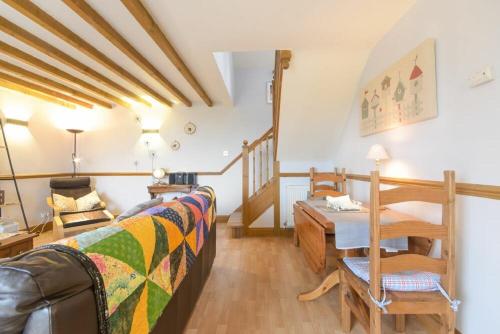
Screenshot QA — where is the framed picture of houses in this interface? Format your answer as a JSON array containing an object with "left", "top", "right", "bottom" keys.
[{"left": 360, "top": 39, "right": 437, "bottom": 136}]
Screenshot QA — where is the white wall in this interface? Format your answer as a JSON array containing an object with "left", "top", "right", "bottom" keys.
[
  {"left": 213, "top": 52, "right": 235, "bottom": 103},
  {"left": 334, "top": 0, "right": 500, "bottom": 332},
  {"left": 0, "top": 66, "right": 272, "bottom": 225}
]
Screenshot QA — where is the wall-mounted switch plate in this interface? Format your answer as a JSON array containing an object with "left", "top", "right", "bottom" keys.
[
  {"left": 469, "top": 66, "right": 494, "bottom": 87},
  {"left": 223, "top": 150, "right": 229, "bottom": 157}
]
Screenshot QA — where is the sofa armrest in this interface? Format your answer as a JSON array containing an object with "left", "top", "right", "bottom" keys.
[
  {"left": 103, "top": 210, "right": 114, "bottom": 220},
  {"left": 46, "top": 197, "right": 63, "bottom": 216},
  {"left": 52, "top": 216, "right": 64, "bottom": 241}
]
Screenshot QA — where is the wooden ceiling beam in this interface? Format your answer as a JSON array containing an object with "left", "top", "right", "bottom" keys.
[
  {"left": 0, "top": 71, "right": 93, "bottom": 108},
  {"left": 122, "top": 0, "right": 213, "bottom": 107},
  {"left": 0, "top": 78, "right": 76, "bottom": 109},
  {"left": 62, "top": 0, "right": 191, "bottom": 107},
  {"left": 0, "top": 40, "right": 130, "bottom": 108},
  {"left": 0, "top": 59, "right": 112, "bottom": 109},
  {"left": 4, "top": 0, "right": 173, "bottom": 107},
  {"left": 0, "top": 15, "right": 150, "bottom": 107}
]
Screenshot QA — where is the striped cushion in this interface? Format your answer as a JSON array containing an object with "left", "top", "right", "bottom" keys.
[{"left": 343, "top": 257, "right": 440, "bottom": 292}]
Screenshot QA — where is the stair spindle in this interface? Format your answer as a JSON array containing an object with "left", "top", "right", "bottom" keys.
[
  {"left": 259, "top": 143, "right": 263, "bottom": 188},
  {"left": 266, "top": 136, "right": 269, "bottom": 182},
  {"left": 253, "top": 149, "right": 256, "bottom": 194},
  {"left": 242, "top": 140, "right": 249, "bottom": 230}
]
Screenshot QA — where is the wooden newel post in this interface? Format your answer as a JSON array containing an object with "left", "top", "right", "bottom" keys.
[
  {"left": 273, "top": 160, "right": 280, "bottom": 235},
  {"left": 242, "top": 140, "right": 249, "bottom": 233}
]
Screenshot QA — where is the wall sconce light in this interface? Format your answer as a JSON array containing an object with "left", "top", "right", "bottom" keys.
[
  {"left": 6, "top": 118, "right": 29, "bottom": 127},
  {"left": 366, "top": 144, "right": 390, "bottom": 170},
  {"left": 142, "top": 129, "right": 160, "bottom": 135}
]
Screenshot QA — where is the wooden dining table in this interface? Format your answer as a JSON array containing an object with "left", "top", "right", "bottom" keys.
[{"left": 293, "top": 199, "right": 430, "bottom": 301}]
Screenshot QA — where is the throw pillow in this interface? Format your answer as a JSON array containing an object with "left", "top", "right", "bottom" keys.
[
  {"left": 326, "top": 194, "right": 361, "bottom": 211},
  {"left": 115, "top": 197, "right": 163, "bottom": 222},
  {"left": 53, "top": 193, "right": 77, "bottom": 212},
  {"left": 76, "top": 191, "right": 102, "bottom": 211}
]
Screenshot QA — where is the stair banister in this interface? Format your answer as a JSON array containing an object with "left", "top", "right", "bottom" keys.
[{"left": 242, "top": 140, "right": 250, "bottom": 230}]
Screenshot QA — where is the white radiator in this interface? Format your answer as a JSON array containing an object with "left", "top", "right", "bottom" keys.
[{"left": 285, "top": 185, "right": 309, "bottom": 227}]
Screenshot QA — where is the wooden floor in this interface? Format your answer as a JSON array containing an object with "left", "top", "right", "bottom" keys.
[
  {"left": 185, "top": 223, "right": 429, "bottom": 334},
  {"left": 34, "top": 224, "right": 432, "bottom": 333}
]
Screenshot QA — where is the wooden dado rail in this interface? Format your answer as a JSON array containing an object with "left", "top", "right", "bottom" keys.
[
  {"left": 280, "top": 172, "right": 500, "bottom": 201},
  {"left": 3, "top": 169, "right": 499, "bottom": 201}
]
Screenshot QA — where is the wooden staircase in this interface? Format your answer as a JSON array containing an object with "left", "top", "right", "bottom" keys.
[
  {"left": 247, "top": 178, "right": 274, "bottom": 223},
  {"left": 227, "top": 180, "right": 276, "bottom": 238},
  {"left": 228, "top": 50, "right": 291, "bottom": 238},
  {"left": 228, "top": 128, "right": 277, "bottom": 237}
]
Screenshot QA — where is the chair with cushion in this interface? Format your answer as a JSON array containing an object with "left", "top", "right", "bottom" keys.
[
  {"left": 306, "top": 167, "right": 347, "bottom": 241},
  {"left": 46, "top": 177, "right": 114, "bottom": 240},
  {"left": 309, "top": 167, "right": 347, "bottom": 199},
  {"left": 338, "top": 170, "right": 459, "bottom": 334}
]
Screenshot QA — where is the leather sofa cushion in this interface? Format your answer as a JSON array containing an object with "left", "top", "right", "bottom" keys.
[
  {"left": 50, "top": 177, "right": 90, "bottom": 189},
  {"left": 0, "top": 249, "right": 93, "bottom": 333}
]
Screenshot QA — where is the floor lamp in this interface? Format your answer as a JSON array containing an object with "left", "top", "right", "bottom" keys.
[
  {"left": 0, "top": 118, "right": 30, "bottom": 231},
  {"left": 66, "top": 129, "right": 83, "bottom": 177}
]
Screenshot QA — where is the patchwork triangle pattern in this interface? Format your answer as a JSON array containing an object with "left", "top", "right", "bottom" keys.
[
  {"left": 85, "top": 253, "right": 146, "bottom": 315},
  {"left": 146, "top": 280, "right": 171, "bottom": 329},
  {"left": 157, "top": 207, "right": 185, "bottom": 234},
  {"left": 108, "top": 282, "right": 146, "bottom": 334},
  {"left": 185, "top": 241, "right": 196, "bottom": 270},
  {"left": 181, "top": 202, "right": 196, "bottom": 235},
  {"left": 148, "top": 218, "right": 169, "bottom": 275},
  {"left": 169, "top": 243, "right": 184, "bottom": 291},
  {"left": 55, "top": 186, "right": 216, "bottom": 334},
  {"left": 154, "top": 216, "right": 184, "bottom": 253},
  {"left": 185, "top": 228, "right": 197, "bottom": 256},
  {"left": 173, "top": 244, "right": 187, "bottom": 290},
  {"left": 84, "top": 230, "right": 146, "bottom": 276},
  {"left": 148, "top": 255, "right": 172, "bottom": 295}
]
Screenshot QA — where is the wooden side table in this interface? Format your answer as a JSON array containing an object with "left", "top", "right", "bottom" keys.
[
  {"left": 0, "top": 233, "right": 37, "bottom": 258},
  {"left": 147, "top": 184, "right": 198, "bottom": 199}
]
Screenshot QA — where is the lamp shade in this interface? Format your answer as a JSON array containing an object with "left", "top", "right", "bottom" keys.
[
  {"left": 366, "top": 144, "right": 389, "bottom": 161},
  {"left": 153, "top": 168, "right": 166, "bottom": 179}
]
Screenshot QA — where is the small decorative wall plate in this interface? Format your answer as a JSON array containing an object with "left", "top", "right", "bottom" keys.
[
  {"left": 184, "top": 122, "right": 196, "bottom": 135},
  {"left": 170, "top": 140, "right": 181, "bottom": 151}
]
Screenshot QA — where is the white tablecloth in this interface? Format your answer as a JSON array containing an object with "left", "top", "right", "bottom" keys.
[{"left": 307, "top": 200, "right": 408, "bottom": 252}]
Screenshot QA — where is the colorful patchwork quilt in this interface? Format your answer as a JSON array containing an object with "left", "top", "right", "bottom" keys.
[{"left": 52, "top": 186, "right": 216, "bottom": 334}]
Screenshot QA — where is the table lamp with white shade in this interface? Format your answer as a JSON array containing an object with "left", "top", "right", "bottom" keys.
[
  {"left": 153, "top": 168, "right": 167, "bottom": 184},
  {"left": 366, "top": 144, "right": 390, "bottom": 170}
]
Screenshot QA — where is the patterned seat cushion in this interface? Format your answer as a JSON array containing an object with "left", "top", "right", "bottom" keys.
[{"left": 343, "top": 257, "right": 440, "bottom": 292}]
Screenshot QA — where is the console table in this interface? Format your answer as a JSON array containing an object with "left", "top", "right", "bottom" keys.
[
  {"left": 0, "top": 233, "right": 37, "bottom": 258},
  {"left": 147, "top": 184, "right": 198, "bottom": 199}
]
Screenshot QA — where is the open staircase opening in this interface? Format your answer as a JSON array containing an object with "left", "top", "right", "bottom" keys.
[{"left": 228, "top": 50, "right": 291, "bottom": 238}]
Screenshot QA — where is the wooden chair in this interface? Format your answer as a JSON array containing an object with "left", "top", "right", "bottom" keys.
[
  {"left": 338, "top": 170, "right": 459, "bottom": 334},
  {"left": 305, "top": 167, "right": 347, "bottom": 241},
  {"left": 47, "top": 177, "right": 114, "bottom": 240},
  {"left": 309, "top": 167, "right": 347, "bottom": 199}
]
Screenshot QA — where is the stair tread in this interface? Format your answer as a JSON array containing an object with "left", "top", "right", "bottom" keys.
[{"left": 228, "top": 211, "right": 243, "bottom": 227}]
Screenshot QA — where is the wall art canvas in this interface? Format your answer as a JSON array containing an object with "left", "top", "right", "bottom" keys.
[{"left": 360, "top": 39, "right": 437, "bottom": 136}]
